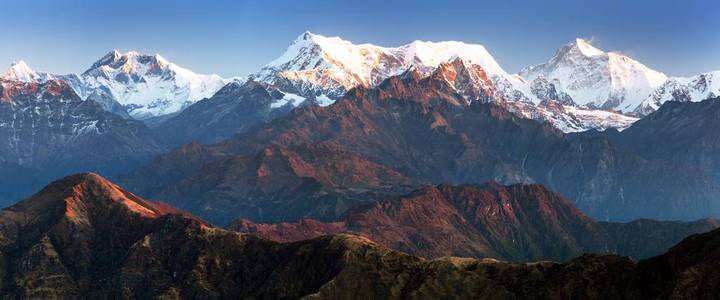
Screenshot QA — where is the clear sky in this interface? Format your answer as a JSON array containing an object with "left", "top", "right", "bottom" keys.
[{"left": 1, "top": 0, "right": 718, "bottom": 78}]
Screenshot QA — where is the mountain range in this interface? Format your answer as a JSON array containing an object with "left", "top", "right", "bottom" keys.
[
  {"left": 3, "top": 32, "right": 720, "bottom": 222},
  {"left": 132, "top": 32, "right": 719, "bottom": 148},
  {"left": 0, "top": 76, "right": 164, "bottom": 200},
  {"left": 122, "top": 68, "right": 720, "bottom": 223},
  {"left": 1, "top": 172, "right": 718, "bottom": 299},
  {"left": 2, "top": 32, "right": 717, "bottom": 152},
  {"left": 230, "top": 182, "right": 719, "bottom": 262},
  {"left": 0, "top": 32, "right": 720, "bottom": 261}
]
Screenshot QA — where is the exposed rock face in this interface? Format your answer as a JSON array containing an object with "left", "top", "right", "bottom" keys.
[
  {"left": 153, "top": 80, "right": 308, "bottom": 147},
  {"left": 635, "top": 71, "right": 720, "bottom": 116},
  {"left": 1, "top": 173, "right": 719, "bottom": 299},
  {"left": 125, "top": 142, "right": 415, "bottom": 225},
  {"left": 245, "top": 32, "right": 636, "bottom": 133},
  {"left": 230, "top": 183, "right": 719, "bottom": 262},
  {"left": 124, "top": 70, "right": 719, "bottom": 223},
  {"left": 0, "top": 79, "right": 165, "bottom": 203}
]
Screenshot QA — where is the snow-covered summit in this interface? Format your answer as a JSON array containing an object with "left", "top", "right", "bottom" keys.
[
  {"left": 79, "top": 50, "right": 228, "bottom": 119},
  {"left": 519, "top": 39, "right": 668, "bottom": 112},
  {"left": 573, "top": 38, "right": 605, "bottom": 57},
  {"left": 250, "top": 31, "right": 527, "bottom": 100},
  {"left": 2, "top": 60, "right": 43, "bottom": 82},
  {"left": 635, "top": 70, "right": 720, "bottom": 116},
  {"left": 246, "top": 32, "right": 643, "bottom": 133}
]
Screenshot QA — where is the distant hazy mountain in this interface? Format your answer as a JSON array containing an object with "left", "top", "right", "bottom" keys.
[
  {"left": 231, "top": 182, "right": 719, "bottom": 262},
  {"left": 153, "top": 80, "right": 310, "bottom": 147}
]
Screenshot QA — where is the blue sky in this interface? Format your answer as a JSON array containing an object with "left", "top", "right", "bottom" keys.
[{"left": 1, "top": 0, "right": 718, "bottom": 77}]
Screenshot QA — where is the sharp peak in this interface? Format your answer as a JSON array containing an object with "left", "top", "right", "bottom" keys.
[
  {"left": 431, "top": 57, "right": 471, "bottom": 75},
  {"left": 3, "top": 59, "right": 38, "bottom": 81},
  {"left": 295, "top": 31, "right": 335, "bottom": 43},
  {"left": 22, "top": 172, "right": 181, "bottom": 220},
  {"left": 87, "top": 49, "right": 170, "bottom": 72},
  {"left": 10, "top": 60, "right": 32, "bottom": 68},
  {"left": 51, "top": 172, "right": 113, "bottom": 187},
  {"left": 292, "top": 31, "right": 361, "bottom": 50},
  {"left": 298, "top": 30, "right": 318, "bottom": 39},
  {"left": 564, "top": 38, "right": 605, "bottom": 57},
  {"left": 7, "top": 59, "right": 35, "bottom": 72}
]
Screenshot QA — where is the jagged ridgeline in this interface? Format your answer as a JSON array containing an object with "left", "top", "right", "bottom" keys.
[{"left": 0, "top": 173, "right": 716, "bottom": 299}]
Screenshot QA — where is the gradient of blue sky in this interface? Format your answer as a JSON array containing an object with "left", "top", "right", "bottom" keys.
[{"left": 1, "top": 0, "right": 717, "bottom": 77}]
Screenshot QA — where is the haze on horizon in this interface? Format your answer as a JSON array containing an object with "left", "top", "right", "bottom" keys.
[{"left": 1, "top": 0, "right": 717, "bottom": 78}]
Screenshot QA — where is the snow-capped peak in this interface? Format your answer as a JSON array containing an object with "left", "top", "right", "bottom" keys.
[
  {"left": 79, "top": 50, "right": 228, "bottom": 119},
  {"left": 635, "top": 70, "right": 720, "bottom": 116},
  {"left": 2, "top": 60, "right": 40, "bottom": 82},
  {"left": 83, "top": 50, "right": 173, "bottom": 78},
  {"left": 518, "top": 38, "right": 667, "bottom": 112},
  {"left": 400, "top": 40, "right": 506, "bottom": 76},
  {"left": 573, "top": 38, "right": 605, "bottom": 57},
  {"left": 251, "top": 31, "right": 528, "bottom": 101}
]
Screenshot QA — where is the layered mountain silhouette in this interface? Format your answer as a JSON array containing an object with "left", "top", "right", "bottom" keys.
[
  {"left": 152, "top": 80, "right": 309, "bottom": 147},
  {"left": 610, "top": 97, "right": 720, "bottom": 184},
  {"left": 0, "top": 78, "right": 165, "bottom": 202},
  {"left": 124, "top": 69, "right": 720, "bottom": 223},
  {"left": 0, "top": 173, "right": 718, "bottom": 299},
  {"left": 230, "top": 183, "right": 719, "bottom": 262}
]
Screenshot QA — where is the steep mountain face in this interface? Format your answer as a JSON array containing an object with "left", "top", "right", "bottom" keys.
[
  {"left": 153, "top": 80, "right": 310, "bottom": 147},
  {"left": 0, "top": 77, "right": 165, "bottom": 203},
  {"left": 519, "top": 39, "right": 668, "bottom": 112},
  {"left": 2, "top": 173, "right": 720, "bottom": 299},
  {"left": 250, "top": 31, "right": 522, "bottom": 100},
  {"left": 246, "top": 32, "right": 634, "bottom": 133},
  {"left": 231, "top": 183, "right": 719, "bottom": 262},
  {"left": 157, "top": 54, "right": 635, "bottom": 151},
  {"left": 124, "top": 70, "right": 719, "bottom": 223},
  {"left": 611, "top": 97, "right": 720, "bottom": 184},
  {"left": 1, "top": 60, "right": 45, "bottom": 82},
  {"left": 1, "top": 60, "right": 130, "bottom": 117},
  {"left": 635, "top": 71, "right": 720, "bottom": 116},
  {"left": 422, "top": 58, "right": 638, "bottom": 132},
  {"left": 78, "top": 50, "right": 227, "bottom": 119},
  {"left": 124, "top": 142, "right": 416, "bottom": 225}
]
